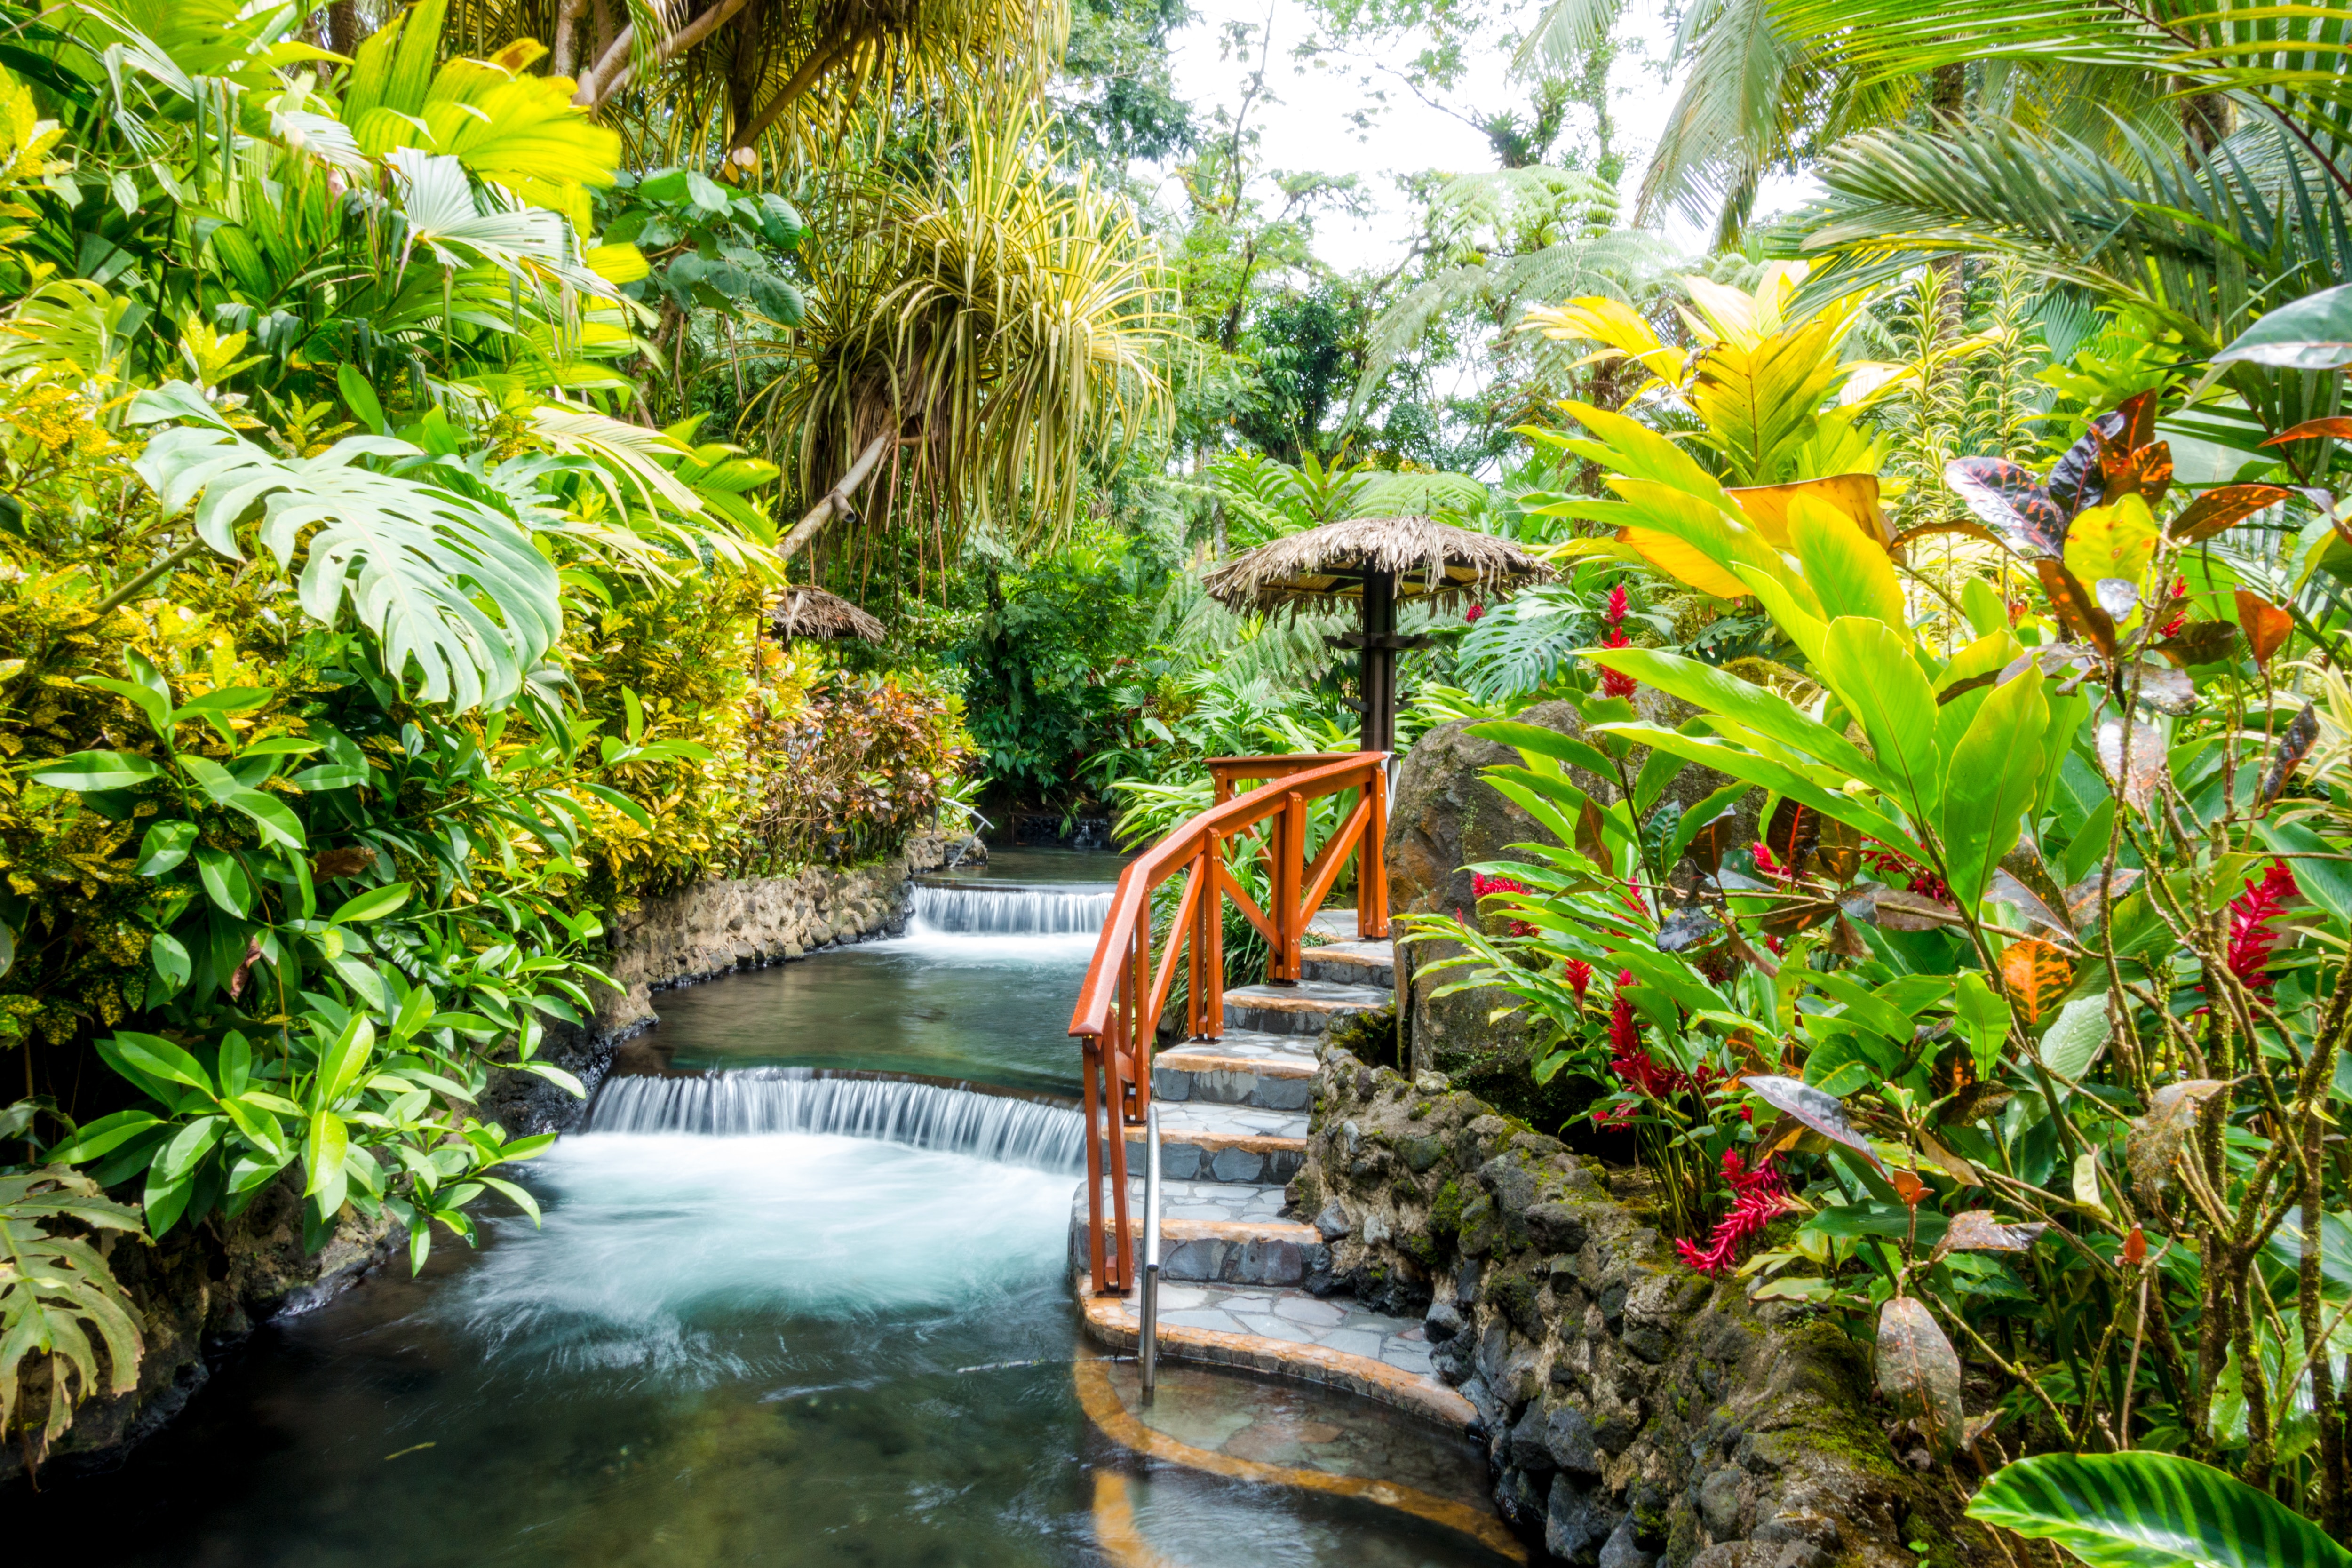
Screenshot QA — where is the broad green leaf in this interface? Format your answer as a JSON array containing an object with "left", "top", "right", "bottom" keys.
[
  {"left": 27, "top": 749, "right": 163, "bottom": 791},
  {"left": 1598, "top": 723, "right": 1929, "bottom": 862},
  {"left": 1939, "top": 669, "right": 2048, "bottom": 908},
  {"left": 97, "top": 1031, "right": 215, "bottom": 1096},
  {"left": 194, "top": 846, "right": 252, "bottom": 918},
  {"left": 1584, "top": 648, "right": 1883, "bottom": 788},
  {"left": 224, "top": 786, "right": 306, "bottom": 850},
  {"left": 2214, "top": 283, "right": 2352, "bottom": 371},
  {"left": 330, "top": 882, "right": 413, "bottom": 923},
  {"left": 1965, "top": 1451, "right": 2352, "bottom": 1568},
  {"left": 315, "top": 1015, "right": 378, "bottom": 1108},
  {"left": 477, "top": 1176, "right": 542, "bottom": 1225},
  {"left": 2040, "top": 993, "right": 2114, "bottom": 1081},
  {"left": 136, "top": 818, "right": 197, "bottom": 875},
  {"left": 1817, "top": 617, "right": 1940, "bottom": 819},
  {"left": 304, "top": 1111, "right": 350, "bottom": 1210},
  {"left": 148, "top": 931, "right": 191, "bottom": 996},
  {"left": 155, "top": 1114, "right": 224, "bottom": 1184},
  {"left": 1954, "top": 971, "right": 2012, "bottom": 1079},
  {"left": 44, "top": 1109, "right": 165, "bottom": 1162},
  {"left": 1791, "top": 493, "right": 1904, "bottom": 628},
  {"left": 80, "top": 675, "right": 171, "bottom": 737}
]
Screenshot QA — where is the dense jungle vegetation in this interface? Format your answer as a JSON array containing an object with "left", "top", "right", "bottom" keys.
[{"left": 2, "top": 0, "right": 2352, "bottom": 1560}]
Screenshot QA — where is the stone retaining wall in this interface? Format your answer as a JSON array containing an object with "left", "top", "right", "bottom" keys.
[
  {"left": 1293, "top": 1048, "right": 1969, "bottom": 1568},
  {"left": 483, "top": 831, "right": 964, "bottom": 1133}
]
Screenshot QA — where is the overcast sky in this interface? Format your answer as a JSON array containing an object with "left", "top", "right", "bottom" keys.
[{"left": 1136, "top": 0, "right": 1816, "bottom": 271}]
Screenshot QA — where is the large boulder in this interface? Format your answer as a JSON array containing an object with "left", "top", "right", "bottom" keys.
[{"left": 1387, "top": 695, "right": 1753, "bottom": 1102}]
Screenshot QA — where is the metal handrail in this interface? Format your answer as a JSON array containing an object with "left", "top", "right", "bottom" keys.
[
  {"left": 1067, "top": 752, "right": 1389, "bottom": 1295},
  {"left": 1139, "top": 1101, "right": 1162, "bottom": 1405}
]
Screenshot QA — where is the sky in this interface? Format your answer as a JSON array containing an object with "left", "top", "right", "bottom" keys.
[{"left": 1137, "top": 0, "right": 1817, "bottom": 271}]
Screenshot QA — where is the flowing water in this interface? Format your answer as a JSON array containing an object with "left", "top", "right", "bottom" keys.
[{"left": 17, "top": 849, "right": 1510, "bottom": 1567}]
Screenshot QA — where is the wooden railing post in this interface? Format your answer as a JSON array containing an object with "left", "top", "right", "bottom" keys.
[
  {"left": 1103, "top": 982, "right": 1133, "bottom": 1293},
  {"left": 1360, "top": 765, "right": 1389, "bottom": 939},
  {"left": 1082, "top": 1039, "right": 1107, "bottom": 1291},
  {"left": 1272, "top": 789, "right": 1305, "bottom": 982}
]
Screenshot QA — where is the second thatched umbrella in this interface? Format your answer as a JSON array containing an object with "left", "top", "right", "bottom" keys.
[
  {"left": 1202, "top": 516, "right": 1552, "bottom": 751},
  {"left": 768, "top": 586, "right": 886, "bottom": 643}
]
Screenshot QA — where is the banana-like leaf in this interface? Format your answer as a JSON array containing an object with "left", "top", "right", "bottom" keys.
[{"left": 1966, "top": 1451, "right": 2352, "bottom": 1568}]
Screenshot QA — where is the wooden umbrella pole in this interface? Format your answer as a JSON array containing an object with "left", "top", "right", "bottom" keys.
[{"left": 1361, "top": 569, "right": 1396, "bottom": 752}]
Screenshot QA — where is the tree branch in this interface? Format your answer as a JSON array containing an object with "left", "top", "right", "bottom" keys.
[{"left": 774, "top": 432, "right": 894, "bottom": 565}]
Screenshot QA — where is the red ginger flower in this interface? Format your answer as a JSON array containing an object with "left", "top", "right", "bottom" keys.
[
  {"left": 1564, "top": 957, "right": 1594, "bottom": 1004},
  {"left": 2157, "top": 575, "right": 2188, "bottom": 638},
  {"left": 1676, "top": 1150, "right": 1793, "bottom": 1277},
  {"left": 1466, "top": 601, "right": 1485, "bottom": 622},
  {"left": 1470, "top": 871, "right": 1537, "bottom": 938},
  {"left": 1597, "top": 582, "right": 1639, "bottom": 699},
  {"left": 2225, "top": 861, "right": 2300, "bottom": 990},
  {"left": 1751, "top": 842, "right": 1793, "bottom": 882}
]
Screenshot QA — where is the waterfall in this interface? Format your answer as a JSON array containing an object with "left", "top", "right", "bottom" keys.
[
  {"left": 587, "top": 1068, "right": 1085, "bottom": 1174},
  {"left": 908, "top": 883, "right": 1112, "bottom": 936}
]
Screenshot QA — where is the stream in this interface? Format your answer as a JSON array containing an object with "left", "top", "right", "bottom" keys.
[{"left": 17, "top": 850, "right": 1507, "bottom": 1567}]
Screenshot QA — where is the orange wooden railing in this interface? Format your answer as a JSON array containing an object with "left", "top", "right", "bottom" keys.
[{"left": 1067, "top": 753, "right": 1390, "bottom": 1294}]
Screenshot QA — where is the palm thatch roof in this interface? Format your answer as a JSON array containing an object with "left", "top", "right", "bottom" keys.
[
  {"left": 769, "top": 587, "right": 886, "bottom": 643},
  {"left": 1202, "top": 516, "right": 1553, "bottom": 615}
]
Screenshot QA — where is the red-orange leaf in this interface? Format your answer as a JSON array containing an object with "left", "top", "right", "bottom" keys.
[
  {"left": 2261, "top": 415, "right": 2352, "bottom": 446},
  {"left": 2169, "top": 484, "right": 2295, "bottom": 543},
  {"left": 2235, "top": 589, "right": 2294, "bottom": 664},
  {"left": 1999, "top": 939, "right": 2075, "bottom": 1027},
  {"left": 2035, "top": 558, "right": 2117, "bottom": 657},
  {"left": 2123, "top": 1225, "right": 2147, "bottom": 1265},
  {"left": 1891, "top": 1168, "right": 1929, "bottom": 1207}
]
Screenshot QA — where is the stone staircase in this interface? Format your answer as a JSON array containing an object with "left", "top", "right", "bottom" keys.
[{"left": 1071, "top": 911, "right": 1476, "bottom": 1436}]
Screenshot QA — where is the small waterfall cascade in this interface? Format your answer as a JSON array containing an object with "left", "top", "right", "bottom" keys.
[
  {"left": 908, "top": 882, "right": 1112, "bottom": 936},
  {"left": 588, "top": 1068, "right": 1085, "bottom": 1174}
]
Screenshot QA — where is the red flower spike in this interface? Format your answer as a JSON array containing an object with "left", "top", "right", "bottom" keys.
[
  {"left": 1466, "top": 602, "right": 1485, "bottom": 622},
  {"left": 1564, "top": 957, "right": 1594, "bottom": 1004},
  {"left": 1470, "top": 871, "right": 1537, "bottom": 938},
  {"left": 2224, "top": 861, "right": 2300, "bottom": 990},
  {"left": 1676, "top": 1151, "right": 1793, "bottom": 1277}
]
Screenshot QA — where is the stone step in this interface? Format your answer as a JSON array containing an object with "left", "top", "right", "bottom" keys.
[
  {"left": 1152, "top": 1033, "right": 1317, "bottom": 1110},
  {"left": 1303, "top": 939, "right": 1396, "bottom": 989},
  {"left": 1069, "top": 1180, "right": 1325, "bottom": 1286},
  {"left": 1308, "top": 908, "right": 1362, "bottom": 940},
  {"left": 1106, "top": 1100, "right": 1308, "bottom": 1186},
  {"left": 1076, "top": 1360, "right": 1525, "bottom": 1565},
  {"left": 1074, "top": 1269, "right": 1470, "bottom": 1433},
  {"left": 1224, "top": 979, "right": 1391, "bottom": 1036}
]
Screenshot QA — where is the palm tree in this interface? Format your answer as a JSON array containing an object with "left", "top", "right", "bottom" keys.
[
  {"left": 440, "top": 0, "right": 1066, "bottom": 171},
  {"left": 744, "top": 104, "right": 1176, "bottom": 567}
]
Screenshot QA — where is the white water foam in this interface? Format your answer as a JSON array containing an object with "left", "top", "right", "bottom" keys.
[
  {"left": 588, "top": 1068, "right": 1085, "bottom": 1173},
  {"left": 908, "top": 883, "right": 1112, "bottom": 937},
  {"left": 441, "top": 1132, "right": 1073, "bottom": 1376}
]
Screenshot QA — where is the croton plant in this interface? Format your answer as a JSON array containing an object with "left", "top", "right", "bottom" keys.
[{"left": 1411, "top": 387, "right": 2352, "bottom": 1513}]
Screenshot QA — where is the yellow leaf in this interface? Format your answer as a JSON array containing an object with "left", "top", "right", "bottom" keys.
[
  {"left": 2062, "top": 494, "right": 2161, "bottom": 605},
  {"left": 1620, "top": 526, "right": 1752, "bottom": 599},
  {"left": 1726, "top": 473, "right": 1893, "bottom": 549}
]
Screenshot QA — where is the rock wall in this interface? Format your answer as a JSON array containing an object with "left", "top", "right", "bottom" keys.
[
  {"left": 483, "top": 831, "right": 964, "bottom": 1133},
  {"left": 1293, "top": 1049, "right": 1968, "bottom": 1568}
]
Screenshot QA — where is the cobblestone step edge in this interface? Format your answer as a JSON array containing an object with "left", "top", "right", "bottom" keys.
[{"left": 1073, "top": 1272, "right": 1476, "bottom": 1433}]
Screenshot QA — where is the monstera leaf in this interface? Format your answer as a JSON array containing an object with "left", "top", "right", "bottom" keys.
[
  {"left": 1967, "top": 1452, "right": 2352, "bottom": 1568},
  {"left": 127, "top": 383, "right": 561, "bottom": 710}
]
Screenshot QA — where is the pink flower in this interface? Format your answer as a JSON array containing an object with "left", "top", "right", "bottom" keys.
[
  {"left": 1471, "top": 870, "right": 1537, "bottom": 938},
  {"left": 2225, "top": 861, "right": 2300, "bottom": 990},
  {"left": 1595, "top": 582, "right": 1639, "bottom": 699},
  {"left": 1676, "top": 1151, "right": 1792, "bottom": 1277},
  {"left": 1751, "top": 842, "right": 1792, "bottom": 882}
]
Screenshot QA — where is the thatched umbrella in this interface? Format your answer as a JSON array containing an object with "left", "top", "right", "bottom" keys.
[
  {"left": 768, "top": 586, "right": 886, "bottom": 643},
  {"left": 1202, "top": 516, "right": 1552, "bottom": 751}
]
